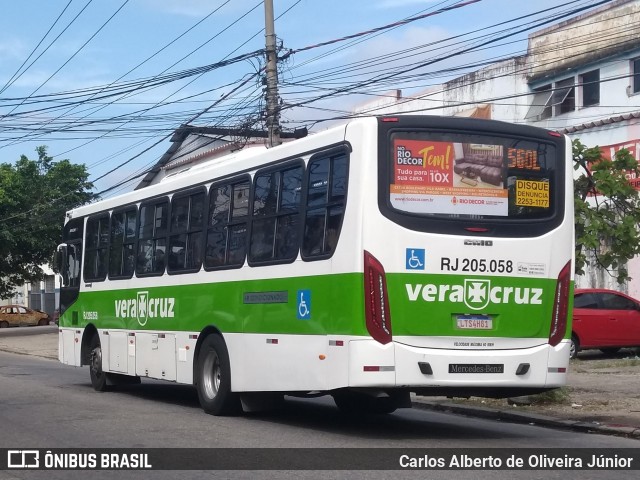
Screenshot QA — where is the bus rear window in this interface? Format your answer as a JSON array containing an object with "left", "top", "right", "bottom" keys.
[{"left": 388, "top": 131, "right": 557, "bottom": 220}]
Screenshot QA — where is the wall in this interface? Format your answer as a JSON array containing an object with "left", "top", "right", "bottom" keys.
[{"left": 527, "top": 0, "right": 640, "bottom": 81}]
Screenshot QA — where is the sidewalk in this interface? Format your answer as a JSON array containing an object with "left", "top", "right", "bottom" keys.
[
  {"left": 1, "top": 329, "right": 638, "bottom": 438},
  {"left": 412, "top": 396, "right": 640, "bottom": 439},
  {"left": 0, "top": 327, "right": 58, "bottom": 360}
]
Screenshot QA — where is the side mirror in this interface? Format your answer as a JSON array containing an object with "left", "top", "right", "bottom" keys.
[
  {"left": 55, "top": 244, "right": 67, "bottom": 272},
  {"left": 56, "top": 244, "right": 69, "bottom": 285}
]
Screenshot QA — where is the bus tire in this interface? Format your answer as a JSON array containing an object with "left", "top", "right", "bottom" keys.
[
  {"left": 89, "top": 334, "right": 109, "bottom": 392},
  {"left": 196, "top": 334, "right": 240, "bottom": 416}
]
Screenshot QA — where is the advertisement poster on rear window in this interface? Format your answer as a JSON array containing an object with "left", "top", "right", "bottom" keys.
[{"left": 390, "top": 139, "right": 509, "bottom": 216}]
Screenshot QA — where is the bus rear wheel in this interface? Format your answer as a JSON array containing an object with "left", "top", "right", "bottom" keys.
[
  {"left": 89, "top": 334, "right": 109, "bottom": 392},
  {"left": 196, "top": 335, "right": 240, "bottom": 415}
]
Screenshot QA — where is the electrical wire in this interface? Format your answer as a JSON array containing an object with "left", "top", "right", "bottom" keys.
[{"left": 0, "top": 0, "right": 74, "bottom": 95}]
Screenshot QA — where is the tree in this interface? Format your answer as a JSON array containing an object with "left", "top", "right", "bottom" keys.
[
  {"left": 573, "top": 139, "right": 640, "bottom": 284},
  {"left": 0, "top": 146, "right": 95, "bottom": 298}
]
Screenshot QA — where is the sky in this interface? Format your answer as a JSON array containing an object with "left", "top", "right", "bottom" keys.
[{"left": 0, "top": 0, "right": 611, "bottom": 196}]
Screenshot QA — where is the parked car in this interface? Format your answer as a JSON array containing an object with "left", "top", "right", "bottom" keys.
[
  {"left": 0, "top": 305, "right": 50, "bottom": 328},
  {"left": 571, "top": 288, "right": 640, "bottom": 358}
]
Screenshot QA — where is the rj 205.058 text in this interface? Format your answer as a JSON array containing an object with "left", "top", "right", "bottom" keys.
[{"left": 441, "top": 257, "right": 513, "bottom": 273}]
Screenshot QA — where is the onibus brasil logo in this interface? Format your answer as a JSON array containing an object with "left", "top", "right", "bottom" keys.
[
  {"left": 406, "top": 279, "right": 543, "bottom": 310},
  {"left": 114, "top": 291, "right": 175, "bottom": 326}
]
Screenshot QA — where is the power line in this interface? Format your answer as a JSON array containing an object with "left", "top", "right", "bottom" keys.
[
  {"left": 279, "top": 0, "right": 616, "bottom": 115},
  {"left": 0, "top": 0, "right": 74, "bottom": 95},
  {"left": 5, "top": 0, "right": 234, "bottom": 153},
  {"left": 281, "top": 0, "right": 483, "bottom": 59},
  {"left": 0, "top": 0, "right": 129, "bottom": 122}
]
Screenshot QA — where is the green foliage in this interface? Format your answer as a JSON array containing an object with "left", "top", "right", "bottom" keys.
[
  {"left": 531, "top": 387, "right": 570, "bottom": 405},
  {"left": 573, "top": 139, "right": 640, "bottom": 283},
  {"left": 0, "top": 146, "right": 96, "bottom": 298}
]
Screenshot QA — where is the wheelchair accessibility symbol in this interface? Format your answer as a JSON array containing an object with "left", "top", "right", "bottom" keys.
[
  {"left": 406, "top": 248, "right": 425, "bottom": 270},
  {"left": 297, "top": 290, "right": 311, "bottom": 319}
]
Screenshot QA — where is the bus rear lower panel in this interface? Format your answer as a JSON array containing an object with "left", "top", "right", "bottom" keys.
[{"left": 347, "top": 338, "right": 570, "bottom": 398}]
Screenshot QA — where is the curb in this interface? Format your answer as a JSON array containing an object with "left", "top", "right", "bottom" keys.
[{"left": 412, "top": 399, "right": 640, "bottom": 438}]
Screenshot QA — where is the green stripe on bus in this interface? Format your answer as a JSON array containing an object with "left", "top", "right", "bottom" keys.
[{"left": 61, "top": 273, "right": 569, "bottom": 340}]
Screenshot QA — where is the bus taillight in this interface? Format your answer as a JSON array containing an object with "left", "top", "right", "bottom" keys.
[
  {"left": 549, "top": 261, "right": 572, "bottom": 347},
  {"left": 364, "top": 251, "right": 392, "bottom": 345}
]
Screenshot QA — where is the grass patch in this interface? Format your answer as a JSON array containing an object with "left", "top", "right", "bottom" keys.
[
  {"left": 529, "top": 387, "right": 570, "bottom": 405},
  {"left": 583, "top": 358, "right": 640, "bottom": 369}
]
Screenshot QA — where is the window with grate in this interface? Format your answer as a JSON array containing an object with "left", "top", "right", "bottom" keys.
[
  {"left": 580, "top": 70, "right": 600, "bottom": 107},
  {"left": 553, "top": 77, "right": 575, "bottom": 115},
  {"left": 524, "top": 84, "right": 553, "bottom": 120}
]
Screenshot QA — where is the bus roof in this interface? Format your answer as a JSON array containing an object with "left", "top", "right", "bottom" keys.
[{"left": 66, "top": 119, "right": 358, "bottom": 220}]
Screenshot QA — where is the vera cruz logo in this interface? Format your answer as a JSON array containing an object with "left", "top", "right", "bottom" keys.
[
  {"left": 137, "top": 291, "right": 148, "bottom": 326},
  {"left": 464, "top": 279, "right": 490, "bottom": 310},
  {"left": 115, "top": 291, "right": 175, "bottom": 326},
  {"left": 405, "top": 279, "right": 543, "bottom": 310}
]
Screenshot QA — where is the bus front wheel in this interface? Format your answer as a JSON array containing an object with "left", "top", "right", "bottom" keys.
[
  {"left": 196, "top": 334, "right": 240, "bottom": 415},
  {"left": 89, "top": 334, "right": 109, "bottom": 392}
]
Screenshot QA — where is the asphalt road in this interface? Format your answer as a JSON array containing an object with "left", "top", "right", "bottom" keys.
[{"left": 0, "top": 331, "right": 639, "bottom": 479}]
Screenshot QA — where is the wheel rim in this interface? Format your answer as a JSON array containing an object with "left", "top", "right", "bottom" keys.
[
  {"left": 0, "top": 321, "right": 8, "bottom": 328},
  {"left": 202, "top": 350, "right": 221, "bottom": 400},
  {"left": 570, "top": 339, "right": 576, "bottom": 358},
  {"left": 91, "top": 346, "right": 103, "bottom": 376}
]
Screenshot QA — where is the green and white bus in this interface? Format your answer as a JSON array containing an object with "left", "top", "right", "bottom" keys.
[{"left": 56, "top": 115, "right": 574, "bottom": 415}]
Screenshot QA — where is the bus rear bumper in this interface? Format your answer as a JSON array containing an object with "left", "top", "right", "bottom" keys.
[{"left": 348, "top": 339, "right": 570, "bottom": 391}]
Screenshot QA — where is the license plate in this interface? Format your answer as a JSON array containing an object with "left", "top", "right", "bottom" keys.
[
  {"left": 456, "top": 315, "right": 492, "bottom": 330},
  {"left": 449, "top": 364, "right": 504, "bottom": 374}
]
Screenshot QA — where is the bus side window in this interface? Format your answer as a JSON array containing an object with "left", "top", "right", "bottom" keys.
[
  {"left": 205, "top": 179, "right": 249, "bottom": 269},
  {"left": 249, "top": 164, "right": 303, "bottom": 264},
  {"left": 84, "top": 215, "right": 109, "bottom": 282},
  {"left": 169, "top": 190, "right": 205, "bottom": 273},
  {"left": 137, "top": 200, "right": 168, "bottom": 275},
  {"left": 302, "top": 152, "right": 348, "bottom": 259},
  {"left": 66, "top": 244, "right": 81, "bottom": 288},
  {"left": 109, "top": 207, "right": 136, "bottom": 279}
]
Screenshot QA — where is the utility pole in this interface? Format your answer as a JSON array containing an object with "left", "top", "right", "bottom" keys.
[{"left": 264, "top": 0, "right": 281, "bottom": 147}]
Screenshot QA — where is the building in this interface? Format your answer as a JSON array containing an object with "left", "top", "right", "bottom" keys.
[
  {"left": 136, "top": 125, "right": 306, "bottom": 189},
  {"left": 352, "top": 0, "right": 640, "bottom": 296},
  {"left": 0, "top": 267, "right": 59, "bottom": 316}
]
